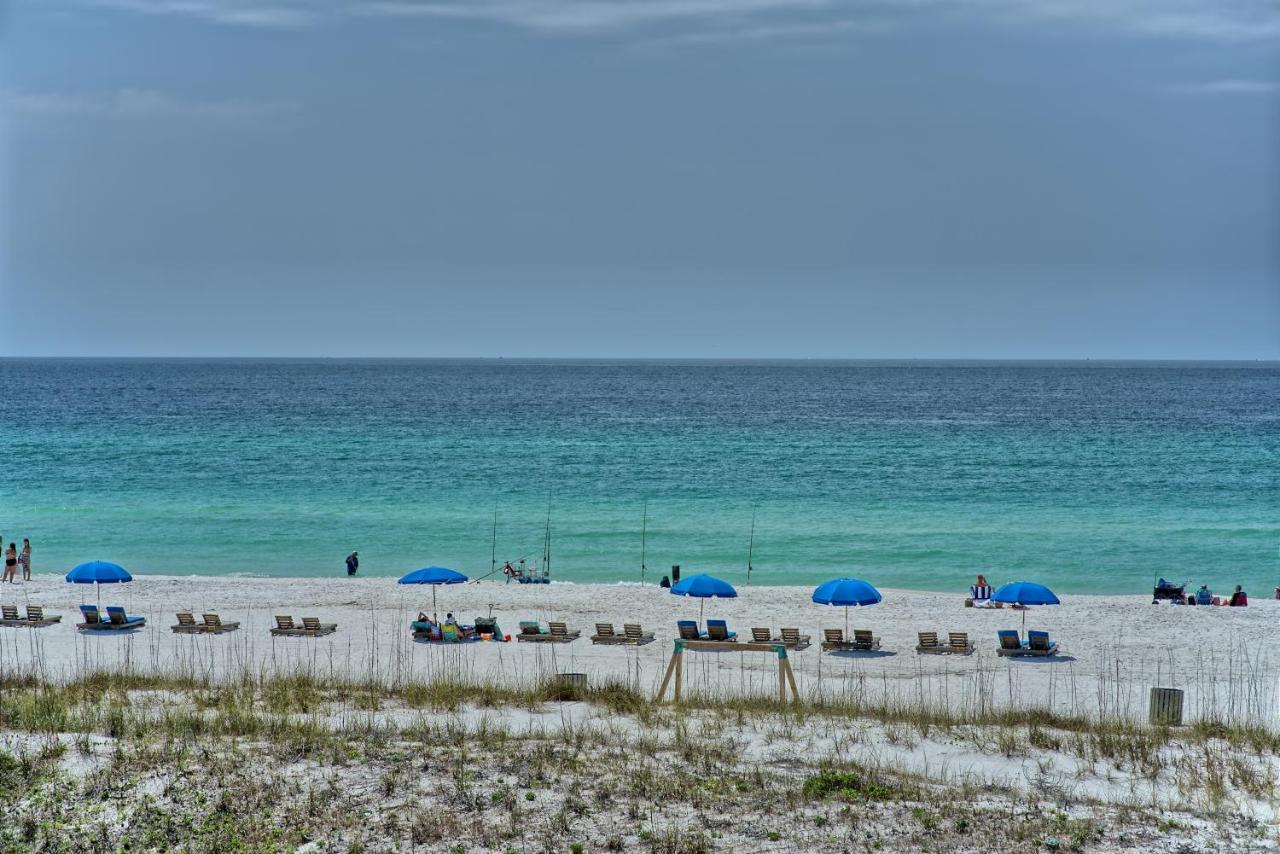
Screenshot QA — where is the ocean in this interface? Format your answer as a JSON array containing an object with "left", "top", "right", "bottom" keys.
[{"left": 0, "top": 359, "right": 1276, "bottom": 594}]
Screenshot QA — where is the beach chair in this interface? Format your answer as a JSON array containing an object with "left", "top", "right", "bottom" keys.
[
  {"left": 852, "top": 629, "right": 880, "bottom": 650},
  {"left": 26, "top": 606, "right": 60, "bottom": 625},
  {"left": 0, "top": 605, "right": 23, "bottom": 627},
  {"left": 442, "top": 624, "right": 461, "bottom": 643},
  {"left": 172, "top": 612, "right": 202, "bottom": 634},
  {"left": 591, "top": 623, "right": 629, "bottom": 645},
  {"left": 201, "top": 613, "right": 240, "bottom": 634},
  {"left": 548, "top": 621, "right": 581, "bottom": 642},
  {"left": 706, "top": 619, "right": 737, "bottom": 642},
  {"left": 301, "top": 617, "right": 337, "bottom": 636},
  {"left": 916, "top": 631, "right": 947, "bottom": 654},
  {"left": 271, "top": 615, "right": 301, "bottom": 636},
  {"left": 77, "top": 605, "right": 106, "bottom": 630},
  {"left": 623, "top": 623, "right": 655, "bottom": 645},
  {"left": 948, "top": 631, "right": 975, "bottom": 655},
  {"left": 822, "top": 628, "right": 852, "bottom": 651},
  {"left": 996, "top": 629, "right": 1022, "bottom": 655},
  {"left": 677, "top": 620, "right": 706, "bottom": 641},
  {"left": 105, "top": 606, "right": 146, "bottom": 629},
  {"left": 1026, "top": 630, "right": 1058, "bottom": 656},
  {"left": 780, "top": 628, "right": 811, "bottom": 650},
  {"left": 751, "top": 627, "right": 774, "bottom": 643}
]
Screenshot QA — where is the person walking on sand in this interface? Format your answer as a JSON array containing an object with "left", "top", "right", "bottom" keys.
[
  {"left": 345, "top": 551, "right": 359, "bottom": 577},
  {"left": 18, "top": 539, "right": 30, "bottom": 581},
  {"left": 3, "top": 543, "right": 16, "bottom": 583}
]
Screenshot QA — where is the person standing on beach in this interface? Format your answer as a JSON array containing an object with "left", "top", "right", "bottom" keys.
[
  {"left": 18, "top": 539, "right": 30, "bottom": 580},
  {"left": 3, "top": 543, "right": 16, "bottom": 583},
  {"left": 345, "top": 551, "right": 359, "bottom": 577}
]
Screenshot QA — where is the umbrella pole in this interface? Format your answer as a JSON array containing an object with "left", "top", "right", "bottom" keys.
[
  {"left": 433, "top": 587, "right": 438, "bottom": 622},
  {"left": 700, "top": 598, "right": 705, "bottom": 628},
  {"left": 844, "top": 607, "right": 849, "bottom": 638}
]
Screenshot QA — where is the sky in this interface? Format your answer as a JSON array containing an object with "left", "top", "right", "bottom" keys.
[{"left": 1, "top": 0, "right": 1277, "bottom": 358}]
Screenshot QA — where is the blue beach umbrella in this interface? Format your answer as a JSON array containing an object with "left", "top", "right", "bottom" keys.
[
  {"left": 65, "top": 560, "right": 133, "bottom": 608},
  {"left": 398, "top": 566, "right": 468, "bottom": 617},
  {"left": 992, "top": 580, "right": 1060, "bottom": 629},
  {"left": 670, "top": 574, "right": 737, "bottom": 625},
  {"left": 812, "top": 577, "right": 882, "bottom": 635}
]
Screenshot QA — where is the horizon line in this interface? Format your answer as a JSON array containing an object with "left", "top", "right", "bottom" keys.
[{"left": 2, "top": 355, "right": 1278, "bottom": 364}]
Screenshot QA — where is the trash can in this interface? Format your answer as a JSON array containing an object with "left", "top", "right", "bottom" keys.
[
  {"left": 1149, "top": 687, "right": 1184, "bottom": 726},
  {"left": 558, "top": 673, "right": 587, "bottom": 690}
]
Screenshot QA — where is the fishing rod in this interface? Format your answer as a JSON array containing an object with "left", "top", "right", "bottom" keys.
[
  {"left": 640, "top": 498, "right": 648, "bottom": 586},
  {"left": 470, "top": 509, "right": 502, "bottom": 584}
]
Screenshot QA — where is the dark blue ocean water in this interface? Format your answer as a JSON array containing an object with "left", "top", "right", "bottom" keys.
[{"left": 0, "top": 359, "right": 1276, "bottom": 593}]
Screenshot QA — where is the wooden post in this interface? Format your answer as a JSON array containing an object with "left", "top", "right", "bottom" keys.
[
  {"left": 673, "top": 648, "right": 683, "bottom": 702},
  {"left": 656, "top": 641, "right": 681, "bottom": 701},
  {"left": 783, "top": 656, "right": 799, "bottom": 701}
]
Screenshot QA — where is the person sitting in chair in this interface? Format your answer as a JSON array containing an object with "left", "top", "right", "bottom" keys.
[
  {"left": 1195, "top": 584, "right": 1212, "bottom": 605},
  {"left": 1228, "top": 585, "right": 1248, "bottom": 607},
  {"left": 970, "top": 573, "right": 993, "bottom": 606}
]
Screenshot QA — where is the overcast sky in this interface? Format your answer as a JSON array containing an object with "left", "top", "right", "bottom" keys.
[{"left": 1, "top": 0, "right": 1277, "bottom": 358}]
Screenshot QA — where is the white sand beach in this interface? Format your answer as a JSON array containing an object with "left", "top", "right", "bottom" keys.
[{"left": 1, "top": 575, "right": 1275, "bottom": 727}]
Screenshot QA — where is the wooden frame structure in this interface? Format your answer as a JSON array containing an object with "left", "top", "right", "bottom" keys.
[{"left": 655, "top": 639, "right": 800, "bottom": 703}]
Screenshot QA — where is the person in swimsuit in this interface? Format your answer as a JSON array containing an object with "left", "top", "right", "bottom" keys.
[
  {"left": 3, "top": 543, "right": 16, "bottom": 583},
  {"left": 18, "top": 539, "right": 30, "bottom": 581}
]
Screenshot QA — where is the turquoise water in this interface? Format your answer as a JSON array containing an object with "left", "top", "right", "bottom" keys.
[{"left": 0, "top": 359, "right": 1276, "bottom": 593}]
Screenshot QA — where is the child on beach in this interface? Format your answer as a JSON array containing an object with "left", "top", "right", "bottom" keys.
[{"left": 18, "top": 540, "right": 30, "bottom": 581}]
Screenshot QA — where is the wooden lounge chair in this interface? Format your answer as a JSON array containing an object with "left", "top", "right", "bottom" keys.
[
  {"left": 172, "top": 612, "right": 202, "bottom": 634},
  {"left": 822, "top": 628, "right": 880, "bottom": 652},
  {"left": 676, "top": 620, "right": 706, "bottom": 641},
  {"left": 0, "top": 605, "right": 55, "bottom": 628},
  {"left": 201, "top": 613, "right": 240, "bottom": 634},
  {"left": 916, "top": 631, "right": 948, "bottom": 654},
  {"left": 706, "top": 619, "right": 737, "bottom": 641},
  {"left": 780, "top": 628, "right": 811, "bottom": 650},
  {"left": 948, "top": 631, "right": 975, "bottom": 655},
  {"left": 301, "top": 617, "right": 337, "bottom": 635},
  {"left": 271, "top": 615, "right": 334, "bottom": 637},
  {"left": 822, "top": 628, "right": 854, "bottom": 651},
  {"left": 26, "top": 606, "right": 59, "bottom": 625},
  {"left": 623, "top": 623, "right": 655, "bottom": 645},
  {"left": 548, "top": 621, "right": 581, "bottom": 642},
  {"left": 751, "top": 627, "right": 774, "bottom": 643},
  {"left": 591, "top": 623, "right": 629, "bottom": 645}
]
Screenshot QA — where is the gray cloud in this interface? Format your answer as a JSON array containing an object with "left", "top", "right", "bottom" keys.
[
  {"left": 1165, "top": 78, "right": 1280, "bottom": 95},
  {"left": 2, "top": 88, "right": 303, "bottom": 121},
  {"left": 60, "top": 0, "right": 1280, "bottom": 42}
]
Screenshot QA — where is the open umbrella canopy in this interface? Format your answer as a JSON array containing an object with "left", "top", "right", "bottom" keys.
[
  {"left": 398, "top": 566, "right": 468, "bottom": 585},
  {"left": 812, "top": 578, "right": 881, "bottom": 607},
  {"left": 65, "top": 561, "right": 132, "bottom": 584},
  {"left": 398, "top": 566, "right": 468, "bottom": 620},
  {"left": 670, "top": 574, "right": 737, "bottom": 599},
  {"left": 992, "top": 581, "right": 1059, "bottom": 606}
]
